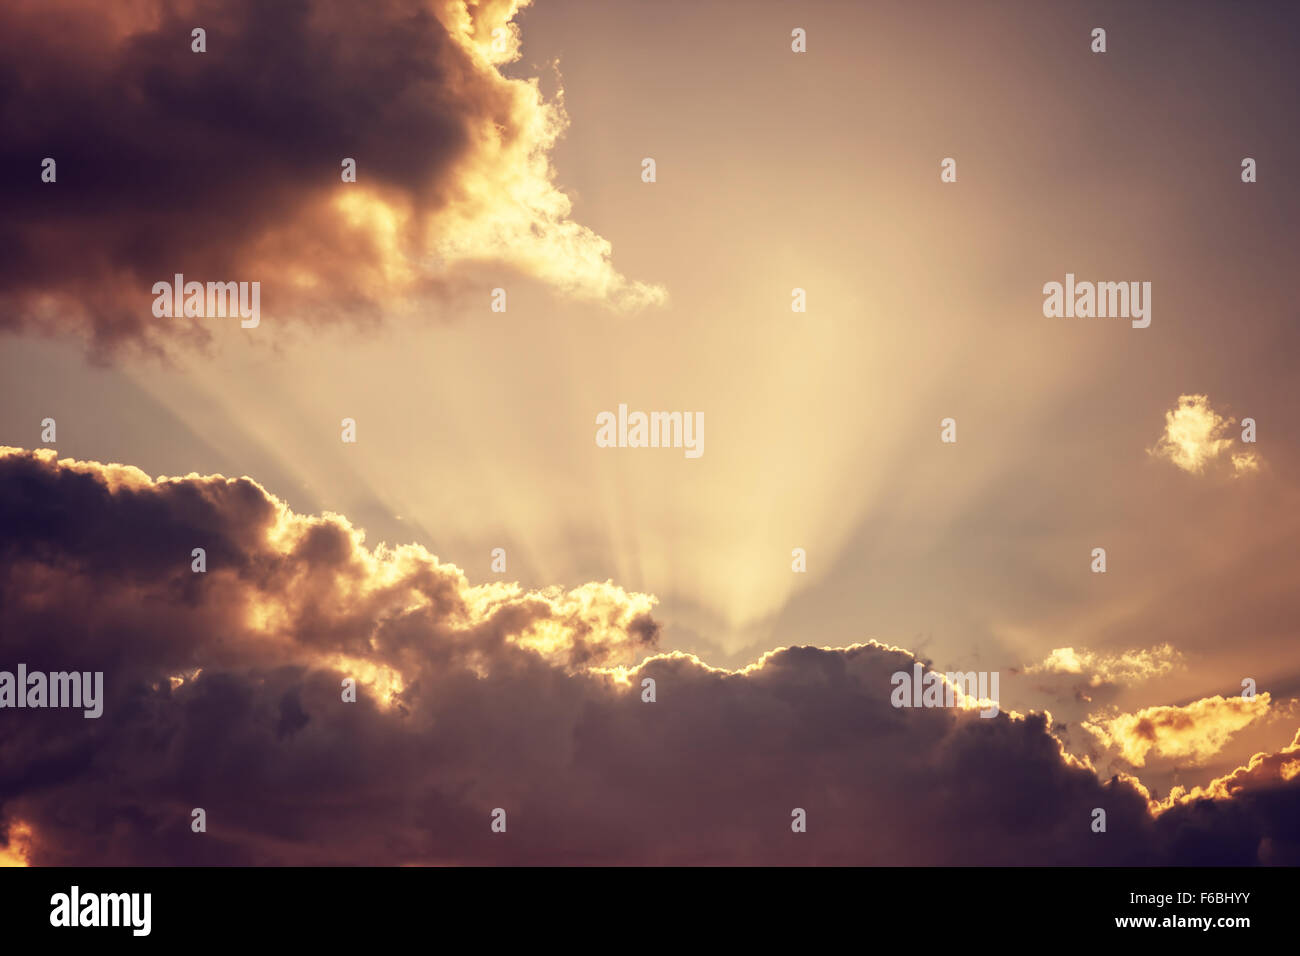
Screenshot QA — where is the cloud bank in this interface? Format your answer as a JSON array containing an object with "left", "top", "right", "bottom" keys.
[{"left": 1, "top": 446, "right": 1298, "bottom": 865}]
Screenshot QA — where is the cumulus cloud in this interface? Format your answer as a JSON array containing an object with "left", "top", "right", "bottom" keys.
[
  {"left": 1151, "top": 727, "right": 1300, "bottom": 865},
  {"left": 1148, "top": 394, "right": 1258, "bottom": 476},
  {"left": 1084, "top": 694, "right": 1270, "bottom": 768},
  {"left": 1161, "top": 727, "right": 1300, "bottom": 806},
  {"left": 0, "top": 0, "right": 664, "bottom": 357},
  {"left": 1, "top": 446, "right": 1298, "bottom": 865}
]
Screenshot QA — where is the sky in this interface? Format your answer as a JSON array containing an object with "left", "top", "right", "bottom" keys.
[{"left": 1, "top": 0, "right": 1299, "bottom": 865}]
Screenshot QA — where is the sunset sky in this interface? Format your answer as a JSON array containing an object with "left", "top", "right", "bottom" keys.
[{"left": 2, "top": 0, "right": 1299, "bottom": 865}]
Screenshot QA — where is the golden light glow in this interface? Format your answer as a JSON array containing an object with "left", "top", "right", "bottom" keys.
[
  {"left": 1085, "top": 694, "right": 1270, "bottom": 767},
  {"left": 0, "top": 821, "right": 33, "bottom": 867},
  {"left": 1157, "top": 728, "right": 1300, "bottom": 810},
  {"left": 1025, "top": 644, "right": 1182, "bottom": 685},
  {"left": 1149, "top": 394, "right": 1239, "bottom": 474},
  {"left": 325, "top": 654, "right": 407, "bottom": 705}
]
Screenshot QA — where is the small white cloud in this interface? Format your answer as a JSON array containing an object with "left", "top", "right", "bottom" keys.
[
  {"left": 1149, "top": 395, "right": 1238, "bottom": 474},
  {"left": 1149, "top": 390, "right": 1258, "bottom": 476}
]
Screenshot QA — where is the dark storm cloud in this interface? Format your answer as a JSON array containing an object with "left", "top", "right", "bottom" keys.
[
  {"left": 1, "top": 446, "right": 1297, "bottom": 865},
  {"left": 0, "top": 0, "right": 660, "bottom": 357}
]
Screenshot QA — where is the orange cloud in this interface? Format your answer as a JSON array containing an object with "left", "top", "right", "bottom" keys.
[
  {"left": 1157, "top": 727, "right": 1300, "bottom": 809},
  {"left": 1084, "top": 693, "right": 1270, "bottom": 767},
  {"left": 0, "top": 821, "right": 33, "bottom": 867}
]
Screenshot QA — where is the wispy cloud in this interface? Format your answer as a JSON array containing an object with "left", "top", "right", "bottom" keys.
[{"left": 1025, "top": 644, "right": 1183, "bottom": 687}]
